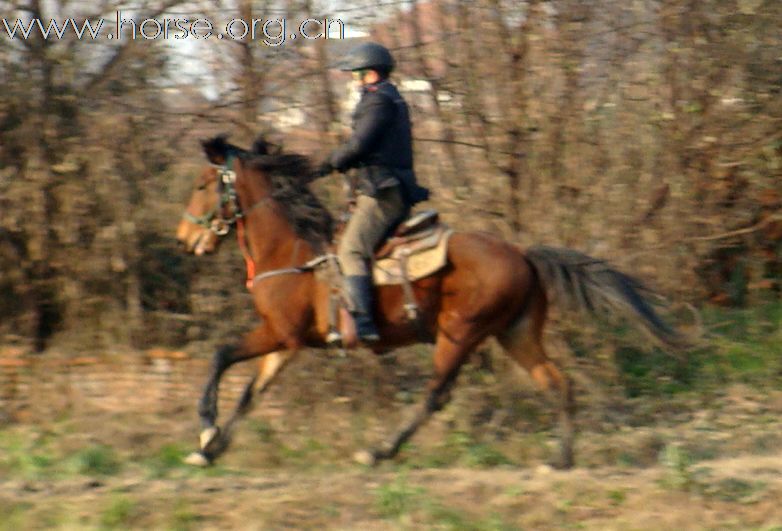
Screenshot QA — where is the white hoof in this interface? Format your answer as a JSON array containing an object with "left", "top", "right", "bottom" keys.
[
  {"left": 353, "top": 449, "right": 377, "bottom": 467},
  {"left": 184, "top": 452, "right": 211, "bottom": 467},
  {"left": 199, "top": 427, "right": 219, "bottom": 451},
  {"left": 325, "top": 331, "right": 342, "bottom": 345}
]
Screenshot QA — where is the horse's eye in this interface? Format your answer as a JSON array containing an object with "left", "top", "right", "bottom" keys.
[{"left": 197, "top": 183, "right": 207, "bottom": 191}]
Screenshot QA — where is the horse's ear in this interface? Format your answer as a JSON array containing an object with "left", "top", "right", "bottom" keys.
[
  {"left": 251, "top": 135, "right": 269, "bottom": 155},
  {"left": 200, "top": 134, "right": 229, "bottom": 164}
]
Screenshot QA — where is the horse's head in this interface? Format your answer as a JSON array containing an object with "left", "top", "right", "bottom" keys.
[
  {"left": 177, "top": 134, "right": 332, "bottom": 256},
  {"left": 176, "top": 136, "right": 244, "bottom": 255}
]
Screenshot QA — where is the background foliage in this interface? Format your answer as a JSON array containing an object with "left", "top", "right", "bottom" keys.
[{"left": 0, "top": 0, "right": 780, "bottom": 358}]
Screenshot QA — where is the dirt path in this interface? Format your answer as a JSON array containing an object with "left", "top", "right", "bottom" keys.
[{"left": 3, "top": 454, "right": 782, "bottom": 530}]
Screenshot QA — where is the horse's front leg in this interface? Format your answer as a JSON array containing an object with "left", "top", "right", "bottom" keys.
[{"left": 188, "top": 321, "right": 284, "bottom": 465}]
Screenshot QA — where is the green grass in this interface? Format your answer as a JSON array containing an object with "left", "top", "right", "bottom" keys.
[
  {"left": 613, "top": 301, "right": 782, "bottom": 398},
  {"left": 0, "top": 423, "right": 246, "bottom": 482},
  {"left": 250, "top": 419, "right": 276, "bottom": 443},
  {"left": 168, "top": 499, "right": 202, "bottom": 531},
  {"left": 702, "top": 477, "right": 767, "bottom": 502},
  {"left": 273, "top": 437, "right": 336, "bottom": 469},
  {"left": 374, "top": 473, "right": 516, "bottom": 529},
  {"left": 71, "top": 444, "right": 122, "bottom": 476},
  {"left": 408, "top": 431, "right": 514, "bottom": 470},
  {"left": 659, "top": 444, "right": 695, "bottom": 491},
  {"left": 463, "top": 440, "right": 514, "bottom": 468},
  {"left": 657, "top": 444, "right": 770, "bottom": 503},
  {"left": 425, "top": 504, "right": 515, "bottom": 531},
  {"left": 100, "top": 496, "right": 137, "bottom": 529},
  {"left": 0, "top": 430, "right": 58, "bottom": 479},
  {"left": 0, "top": 429, "right": 131, "bottom": 481},
  {"left": 375, "top": 473, "right": 426, "bottom": 519},
  {"left": 0, "top": 501, "right": 33, "bottom": 531},
  {"left": 607, "top": 488, "right": 626, "bottom": 506},
  {"left": 143, "top": 443, "right": 190, "bottom": 478},
  {"left": 242, "top": 419, "right": 338, "bottom": 470}
]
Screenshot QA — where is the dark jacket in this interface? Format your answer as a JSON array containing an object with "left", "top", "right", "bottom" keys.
[{"left": 329, "top": 80, "right": 429, "bottom": 204}]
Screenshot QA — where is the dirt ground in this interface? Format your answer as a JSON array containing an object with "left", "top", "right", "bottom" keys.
[
  {"left": 3, "top": 457, "right": 782, "bottom": 530},
  {"left": 2, "top": 377, "right": 782, "bottom": 530}
]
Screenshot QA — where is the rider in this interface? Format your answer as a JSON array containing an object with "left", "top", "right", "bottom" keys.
[{"left": 318, "top": 42, "right": 429, "bottom": 343}]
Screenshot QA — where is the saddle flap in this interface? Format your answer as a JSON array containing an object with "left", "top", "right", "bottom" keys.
[
  {"left": 373, "top": 227, "right": 453, "bottom": 286},
  {"left": 375, "top": 226, "right": 439, "bottom": 259}
]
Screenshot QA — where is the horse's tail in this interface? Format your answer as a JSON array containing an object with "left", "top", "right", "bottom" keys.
[{"left": 525, "top": 246, "right": 682, "bottom": 348}]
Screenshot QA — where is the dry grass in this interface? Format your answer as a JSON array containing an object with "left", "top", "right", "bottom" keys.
[{"left": 2, "top": 376, "right": 782, "bottom": 530}]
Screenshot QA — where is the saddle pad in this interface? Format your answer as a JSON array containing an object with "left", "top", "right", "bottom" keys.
[{"left": 372, "top": 228, "right": 453, "bottom": 286}]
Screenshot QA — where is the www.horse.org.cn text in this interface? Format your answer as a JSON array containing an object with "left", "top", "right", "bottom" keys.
[{"left": 2, "top": 12, "right": 346, "bottom": 46}]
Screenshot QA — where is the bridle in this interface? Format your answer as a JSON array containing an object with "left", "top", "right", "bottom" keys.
[
  {"left": 182, "top": 161, "right": 243, "bottom": 237},
  {"left": 183, "top": 154, "right": 305, "bottom": 289}
]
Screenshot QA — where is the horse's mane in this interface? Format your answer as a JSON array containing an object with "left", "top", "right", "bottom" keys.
[{"left": 200, "top": 135, "right": 334, "bottom": 250}]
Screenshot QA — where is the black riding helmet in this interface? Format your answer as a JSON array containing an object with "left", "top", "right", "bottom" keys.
[{"left": 338, "top": 42, "right": 395, "bottom": 75}]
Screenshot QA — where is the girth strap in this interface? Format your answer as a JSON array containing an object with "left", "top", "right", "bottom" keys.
[{"left": 248, "top": 254, "right": 336, "bottom": 289}]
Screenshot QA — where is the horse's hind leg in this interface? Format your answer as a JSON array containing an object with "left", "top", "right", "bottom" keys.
[
  {"left": 498, "top": 293, "right": 576, "bottom": 469},
  {"left": 356, "top": 328, "right": 478, "bottom": 466}
]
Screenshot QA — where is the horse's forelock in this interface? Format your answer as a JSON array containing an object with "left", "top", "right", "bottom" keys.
[
  {"left": 201, "top": 134, "right": 230, "bottom": 164},
  {"left": 251, "top": 135, "right": 272, "bottom": 155}
]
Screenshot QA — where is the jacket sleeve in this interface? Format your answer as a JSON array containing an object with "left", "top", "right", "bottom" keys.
[{"left": 329, "top": 92, "right": 395, "bottom": 171}]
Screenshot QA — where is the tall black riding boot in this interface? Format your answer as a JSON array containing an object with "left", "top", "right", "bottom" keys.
[{"left": 344, "top": 275, "right": 380, "bottom": 342}]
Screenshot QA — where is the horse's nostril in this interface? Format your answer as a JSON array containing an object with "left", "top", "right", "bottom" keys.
[{"left": 175, "top": 236, "right": 192, "bottom": 253}]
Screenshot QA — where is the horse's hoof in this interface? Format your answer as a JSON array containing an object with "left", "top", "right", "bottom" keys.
[
  {"left": 325, "top": 331, "right": 342, "bottom": 345},
  {"left": 353, "top": 449, "right": 377, "bottom": 467},
  {"left": 199, "top": 426, "right": 220, "bottom": 452},
  {"left": 184, "top": 451, "right": 211, "bottom": 467}
]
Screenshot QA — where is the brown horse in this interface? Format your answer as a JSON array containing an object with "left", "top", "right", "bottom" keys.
[{"left": 176, "top": 136, "right": 681, "bottom": 468}]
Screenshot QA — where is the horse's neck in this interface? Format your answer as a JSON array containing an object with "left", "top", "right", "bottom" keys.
[{"left": 239, "top": 180, "right": 316, "bottom": 270}]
